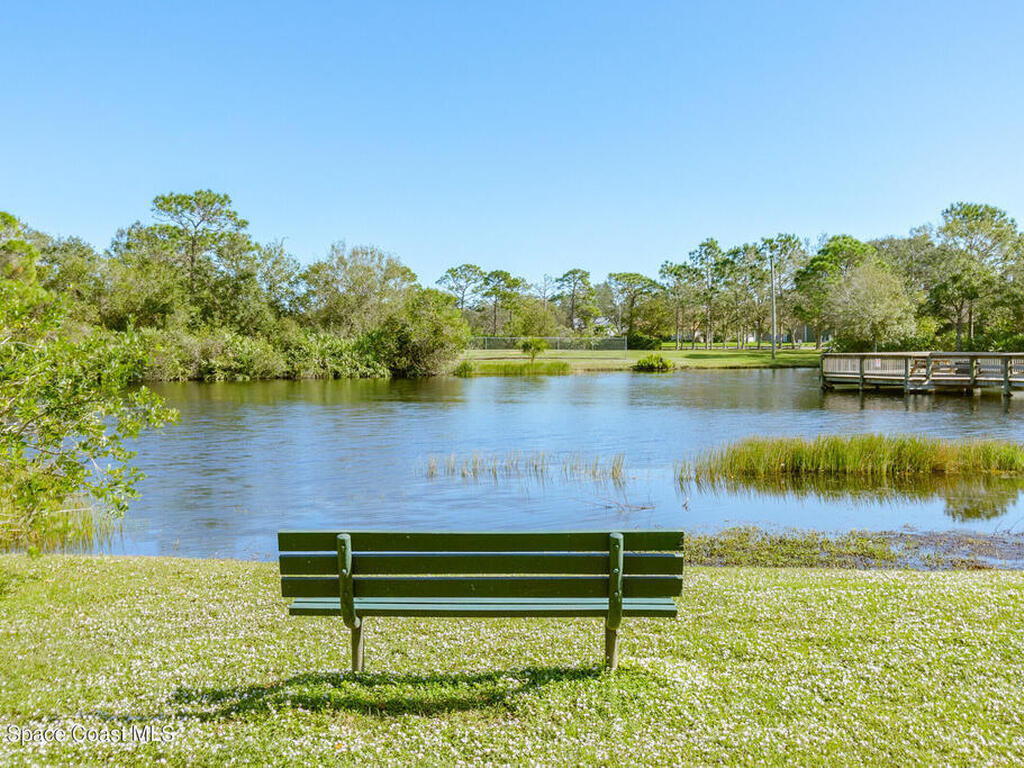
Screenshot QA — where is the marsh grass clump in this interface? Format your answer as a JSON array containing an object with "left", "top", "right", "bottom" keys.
[
  {"left": 685, "top": 434, "right": 1024, "bottom": 482},
  {"left": 561, "top": 452, "right": 628, "bottom": 486},
  {"left": 473, "top": 361, "right": 572, "bottom": 376},
  {"left": 632, "top": 354, "right": 673, "bottom": 372},
  {"left": 452, "top": 359, "right": 475, "bottom": 377},
  {"left": 422, "top": 451, "right": 627, "bottom": 484},
  {"left": 0, "top": 493, "right": 120, "bottom": 553}
]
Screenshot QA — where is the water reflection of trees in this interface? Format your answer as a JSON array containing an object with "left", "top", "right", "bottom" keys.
[{"left": 684, "top": 474, "right": 1024, "bottom": 521}]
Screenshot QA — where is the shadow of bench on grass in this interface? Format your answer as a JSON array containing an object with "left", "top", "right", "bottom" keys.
[{"left": 167, "top": 666, "right": 610, "bottom": 719}]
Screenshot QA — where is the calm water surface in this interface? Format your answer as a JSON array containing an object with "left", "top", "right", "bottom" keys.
[{"left": 114, "top": 370, "right": 1024, "bottom": 559}]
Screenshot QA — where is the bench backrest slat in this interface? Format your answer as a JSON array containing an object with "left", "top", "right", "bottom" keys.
[
  {"left": 278, "top": 530, "right": 685, "bottom": 603},
  {"left": 278, "top": 530, "right": 685, "bottom": 552},
  {"left": 281, "top": 574, "right": 682, "bottom": 599},
  {"left": 279, "top": 552, "right": 684, "bottom": 576}
]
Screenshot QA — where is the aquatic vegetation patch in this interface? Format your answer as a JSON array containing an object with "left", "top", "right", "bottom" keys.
[
  {"left": 472, "top": 361, "right": 572, "bottom": 376},
  {"left": 685, "top": 434, "right": 1024, "bottom": 481},
  {"left": 632, "top": 353, "right": 673, "bottom": 372},
  {"left": 0, "top": 490, "right": 121, "bottom": 553},
  {"left": 684, "top": 526, "right": 1024, "bottom": 570},
  {"left": 423, "top": 451, "right": 628, "bottom": 485},
  {"left": 452, "top": 359, "right": 475, "bottom": 377},
  {"left": 680, "top": 472, "right": 1024, "bottom": 522}
]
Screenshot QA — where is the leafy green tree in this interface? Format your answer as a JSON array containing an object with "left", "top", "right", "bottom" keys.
[
  {"left": 0, "top": 212, "right": 38, "bottom": 282},
  {"left": 256, "top": 240, "right": 303, "bottom": 318},
  {"left": 871, "top": 227, "right": 939, "bottom": 297},
  {"left": 758, "top": 234, "right": 805, "bottom": 356},
  {"left": 936, "top": 202, "right": 1022, "bottom": 345},
  {"left": 31, "top": 233, "right": 103, "bottom": 321},
  {"left": 437, "top": 264, "right": 485, "bottom": 312},
  {"left": 480, "top": 270, "right": 528, "bottom": 335},
  {"left": 688, "top": 238, "right": 725, "bottom": 348},
  {"left": 101, "top": 224, "right": 188, "bottom": 330},
  {"left": 828, "top": 260, "right": 915, "bottom": 351},
  {"left": 928, "top": 248, "right": 990, "bottom": 350},
  {"left": 734, "top": 243, "right": 771, "bottom": 348},
  {"left": 607, "top": 272, "right": 661, "bottom": 336},
  {"left": 555, "top": 268, "right": 596, "bottom": 332},
  {"left": 793, "top": 235, "right": 874, "bottom": 348},
  {"left": 1, "top": 273, "right": 176, "bottom": 537},
  {"left": 301, "top": 243, "right": 417, "bottom": 335},
  {"left": 357, "top": 288, "right": 470, "bottom": 377},
  {"left": 504, "top": 296, "right": 563, "bottom": 336},
  {"left": 151, "top": 190, "right": 249, "bottom": 300},
  {"left": 718, "top": 250, "right": 749, "bottom": 348},
  {"left": 658, "top": 260, "right": 701, "bottom": 349}
]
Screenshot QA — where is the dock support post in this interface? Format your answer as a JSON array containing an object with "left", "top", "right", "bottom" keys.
[
  {"left": 903, "top": 356, "right": 910, "bottom": 395},
  {"left": 858, "top": 356, "right": 864, "bottom": 391},
  {"left": 925, "top": 356, "right": 933, "bottom": 391},
  {"left": 1004, "top": 357, "right": 1012, "bottom": 398}
]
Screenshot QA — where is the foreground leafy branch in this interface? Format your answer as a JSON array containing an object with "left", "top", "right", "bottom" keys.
[{"left": 1, "top": 273, "right": 176, "bottom": 545}]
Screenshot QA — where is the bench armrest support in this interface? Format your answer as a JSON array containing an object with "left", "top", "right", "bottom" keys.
[
  {"left": 607, "top": 533, "right": 623, "bottom": 630},
  {"left": 337, "top": 534, "right": 360, "bottom": 629}
]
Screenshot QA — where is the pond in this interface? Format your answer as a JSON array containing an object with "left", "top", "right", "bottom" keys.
[{"left": 113, "top": 370, "right": 1024, "bottom": 559}]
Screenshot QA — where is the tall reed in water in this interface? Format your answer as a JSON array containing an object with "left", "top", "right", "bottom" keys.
[{"left": 684, "top": 434, "right": 1024, "bottom": 481}]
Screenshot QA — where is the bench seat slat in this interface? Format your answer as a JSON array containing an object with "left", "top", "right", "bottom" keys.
[
  {"left": 288, "top": 596, "right": 678, "bottom": 618},
  {"left": 281, "top": 575, "right": 683, "bottom": 599},
  {"left": 279, "top": 552, "right": 684, "bottom": 576},
  {"left": 278, "top": 530, "right": 685, "bottom": 553}
]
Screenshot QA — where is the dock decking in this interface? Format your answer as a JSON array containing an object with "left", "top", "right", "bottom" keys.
[{"left": 820, "top": 352, "right": 1024, "bottom": 395}]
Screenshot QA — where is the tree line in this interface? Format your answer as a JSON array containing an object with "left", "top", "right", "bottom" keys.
[
  {"left": 1, "top": 191, "right": 470, "bottom": 381},
  {"left": 3, "top": 194, "right": 1023, "bottom": 387},
  {"left": 438, "top": 202, "right": 1024, "bottom": 352}
]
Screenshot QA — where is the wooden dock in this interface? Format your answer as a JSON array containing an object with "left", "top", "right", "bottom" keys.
[{"left": 820, "top": 352, "right": 1024, "bottom": 395}]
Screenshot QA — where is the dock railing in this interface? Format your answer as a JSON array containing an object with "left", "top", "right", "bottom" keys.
[{"left": 821, "top": 352, "right": 1024, "bottom": 394}]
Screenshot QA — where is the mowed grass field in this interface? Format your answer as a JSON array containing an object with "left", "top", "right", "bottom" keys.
[
  {"left": 1, "top": 555, "right": 1022, "bottom": 766},
  {"left": 462, "top": 346, "right": 821, "bottom": 372}
]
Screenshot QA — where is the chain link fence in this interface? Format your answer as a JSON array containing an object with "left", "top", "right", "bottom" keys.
[{"left": 468, "top": 336, "right": 629, "bottom": 352}]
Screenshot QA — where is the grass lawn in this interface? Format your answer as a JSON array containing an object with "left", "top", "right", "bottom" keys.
[
  {"left": 462, "top": 347, "right": 821, "bottom": 373},
  {"left": 1, "top": 555, "right": 1022, "bottom": 765}
]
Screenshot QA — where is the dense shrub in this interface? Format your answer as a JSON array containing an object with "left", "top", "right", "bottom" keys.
[
  {"left": 278, "top": 328, "right": 388, "bottom": 379},
  {"left": 632, "top": 353, "right": 673, "bottom": 372},
  {"left": 358, "top": 288, "right": 470, "bottom": 377},
  {"left": 141, "top": 326, "right": 389, "bottom": 381},
  {"left": 138, "top": 327, "right": 201, "bottom": 381},
  {"left": 626, "top": 333, "right": 661, "bottom": 350},
  {"left": 197, "top": 331, "right": 287, "bottom": 382}
]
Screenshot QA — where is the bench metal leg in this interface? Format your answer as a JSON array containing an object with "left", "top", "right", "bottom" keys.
[
  {"left": 351, "top": 622, "right": 364, "bottom": 672},
  {"left": 605, "top": 627, "right": 619, "bottom": 670}
]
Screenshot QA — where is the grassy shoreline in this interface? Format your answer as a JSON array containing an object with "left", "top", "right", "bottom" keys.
[
  {"left": 1, "top": 554, "right": 1022, "bottom": 765},
  {"left": 461, "top": 348, "right": 821, "bottom": 373}
]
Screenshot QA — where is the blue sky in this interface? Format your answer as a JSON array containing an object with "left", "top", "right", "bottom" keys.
[{"left": 3, "top": 1, "right": 1023, "bottom": 284}]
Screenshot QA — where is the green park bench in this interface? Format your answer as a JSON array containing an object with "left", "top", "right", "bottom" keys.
[{"left": 278, "top": 530, "right": 685, "bottom": 671}]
